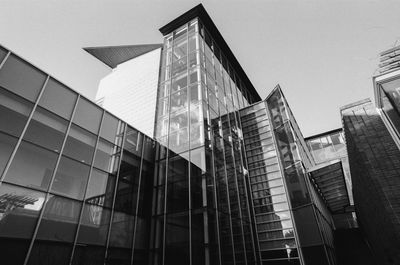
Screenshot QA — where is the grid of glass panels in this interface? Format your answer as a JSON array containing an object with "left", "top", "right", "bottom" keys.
[
  {"left": 377, "top": 76, "right": 400, "bottom": 140},
  {"left": 0, "top": 46, "right": 155, "bottom": 265},
  {"left": 153, "top": 18, "right": 257, "bottom": 265},
  {"left": 240, "top": 102, "right": 301, "bottom": 265},
  {"left": 266, "top": 88, "right": 336, "bottom": 265},
  {"left": 305, "top": 130, "right": 353, "bottom": 204}
]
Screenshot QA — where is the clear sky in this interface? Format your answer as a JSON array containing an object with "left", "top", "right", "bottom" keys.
[{"left": 1, "top": 0, "right": 399, "bottom": 136}]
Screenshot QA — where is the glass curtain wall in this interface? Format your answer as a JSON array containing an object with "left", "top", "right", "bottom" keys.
[
  {"left": 0, "top": 46, "right": 155, "bottom": 265},
  {"left": 153, "top": 18, "right": 257, "bottom": 265},
  {"left": 266, "top": 88, "right": 336, "bottom": 265},
  {"left": 240, "top": 102, "right": 301, "bottom": 265},
  {"left": 378, "top": 77, "right": 400, "bottom": 138}
]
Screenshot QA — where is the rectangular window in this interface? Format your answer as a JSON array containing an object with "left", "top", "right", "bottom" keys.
[{"left": 0, "top": 54, "right": 46, "bottom": 102}]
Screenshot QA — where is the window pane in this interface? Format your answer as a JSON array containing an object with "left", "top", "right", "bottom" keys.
[
  {"left": 78, "top": 204, "right": 111, "bottom": 246},
  {"left": 0, "top": 46, "right": 7, "bottom": 62},
  {"left": 0, "top": 54, "right": 47, "bottom": 101},
  {"left": 165, "top": 213, "right": 190, "bottom": 265},
  {"left": 0, "top": 183, "right": 45, "bottom": 265},
  {"left": 85, "top": 169, "right": 116, "bottom": 208},
  {"left": 52, "top": 156, "right": 90, "bottom": 200},
  {"left": 36, "top": 195, "right": 81, "bottom": 242},
  {"left": 124, "top": 126, "right": 143, "bottom": 156},
  {"left": 0, "top": 132, "right": 17, "bottom": 175},
  {"left": 23, "top": 106, "right": 68, "bottom": 152},
  {"left": 4, "top": 141, "right": 58, "bottom": 190},
  {"left": 94, "top": 139, "right": 120, "bottom": 174},
  {"left": 39, "top": 77, "right": 77, "bottom": 120},
  {"left": 0, "top": 87, "right": 33, "bottom": 137},
  {"left": 99, "top": 112, "right": 120, "bottom": 143},
  {"left": 73, "top": 97, "right": 102, "bottom": 134},
  {"left": 63, "top": 124, "right": 96, "bottom": 164}
]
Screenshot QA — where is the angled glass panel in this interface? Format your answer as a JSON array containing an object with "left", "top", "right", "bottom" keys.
[
  {"left": 0, "top": 132, "right": 17, "bottom": 176},
  {"left": 0, "top": 54, "right": 46, "bottom": 102},
  {"left": 4, "top": 140, "right": 58, "bottom": 190},
  {"left": 99, "top": 112, "right": 120, "bottom": 144},
  {"left": 23, "top": 106, "right": 68, "bottom": 152},
  {"left": 0, "top": 183, "right": 45, "bottom": 265},
  {"left": 63, "top": 124, "right": 96, "bottom": 164},
  {"left": 35, "top": 195, "right": 81, "bottom": 242},
  {"left": 78, "top": 204, "right": 111, "bottom": 246},
  {"left": 0, "top": 46, "right": 7, "bottom": 62},
  {"left": 94, "top": 139, "right": 120, "bottom": 174},
  {"left": 124, "top": 126, "right": 143, "bottom": 156},
  {"left": 0, "top": 87, "right": 33, "bottom": 137},
  {"left": 164, "top": 212, "right": 190, "bottom": 265},
  {"left": 39, "top": 77, "right": 77, "bottom": 120},
  {"left": 85, "top": 168, "right": 116, "bottom": 208},
  {"left": 73, "top": 97, "right": 102, "bottom": 134},
  {"left": 52, "top": 156, "right": 90, "bottom": 200}
]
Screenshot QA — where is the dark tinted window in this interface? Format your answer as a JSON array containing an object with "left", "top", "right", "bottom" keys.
[
  {"left": 52, "top": 156, "right": 90, "bottom": 200},
  {"left": 39, "top": 77, "right": 77, "bottom": 119},
  {"left": 0, "top": 54, "right": 47, "bottom": 101},
  {"left": 63, "top": 124, "right": 96, "bottom": 164},
  {"left": 4, "top": 141, "right": 58, "bottom": 190},
  {"left": 0, "top": 87, "right": 33, "bottom": 137},
  {"left": 0, "top": 132, "right": 18, "bottom": 175},
  {"left": 73, "top": 97, "right": 102, "bottom": 134},
  {"left": 23, "top": 106, "right": 68, "bottom": 152}
]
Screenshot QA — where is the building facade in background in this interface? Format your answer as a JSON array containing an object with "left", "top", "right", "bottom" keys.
[{"left": 2, "top": 3, "right": 400, "bottom": 265}]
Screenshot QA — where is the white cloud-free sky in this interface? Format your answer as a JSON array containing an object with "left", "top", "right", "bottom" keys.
[{"left": 1, "top": 0, "right": 399, "bottom": 136}]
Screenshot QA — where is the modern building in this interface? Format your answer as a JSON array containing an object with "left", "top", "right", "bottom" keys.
[
  {"left": 0, "top": 3, "right": 383, "bottom": 265},
  {"left": 339, "top": 44, "right": 400, "bottom": 265},
  {"left": 85, "top": 44, "right": 163, "bottom": 137}
]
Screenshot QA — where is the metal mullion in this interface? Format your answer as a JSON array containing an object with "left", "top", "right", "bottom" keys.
[
  {"left": 186, "top": 24, "right": 193, "bottom": 265},
  {"left": 220, "top": 129, "right": 236, "bottom": 265},
  {"left": 22, "top": 88, "right": 77, "bottom": 265},
  {"left": 103, "top": 122, "right": 128, "bottom": 262},
  {"left": 227, "top": 115, "right": 248, "bottom": 265},
  {"left": 0, "top": 51, "right": 11, "bottom": 69},
  {"left": 68, "top": 110, "right": 106, "bottom": 264},
  {"left": 204, "top": 102, "right": 223, "bottom": 265},
  {"left": 235, "top": 128, "right": 260, "bottom": 265},
  {"left": 0, "top": 76, "right": 50, "bottom": 184},
  {"left": 162, "top": 27, "right": 175, "bottom": 265},
  {"left": 130, "top": 134, "right": 146, "bottom": 265}
]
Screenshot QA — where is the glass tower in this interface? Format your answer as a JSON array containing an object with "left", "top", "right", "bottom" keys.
[{"left": 152, "top": 5, "right": 261, "bottom": 265}]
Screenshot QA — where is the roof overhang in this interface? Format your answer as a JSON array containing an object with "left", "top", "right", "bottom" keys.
[
  {"left": 308, "top": 159, "right": 350, "bottom": 214},
  {"left": 84, "top": 44, "right": 163, "bottom": 69}
]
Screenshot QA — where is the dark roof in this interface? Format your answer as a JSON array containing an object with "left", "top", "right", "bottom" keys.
[
  {"left": 84, "top": 44, "right": 163, "bottom": 69},
  {"left": 159, "top": 4, "right": 261, "bottom": 103},
  {"left": 308, "top": 160, "right": 351, "bottom": 213}
]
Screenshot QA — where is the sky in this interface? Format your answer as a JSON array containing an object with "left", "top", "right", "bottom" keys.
[{"left": 1, "top": 0, "right": 400, "bottom": 137}]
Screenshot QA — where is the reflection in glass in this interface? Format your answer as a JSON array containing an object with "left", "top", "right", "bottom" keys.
[
  {"left": 52, "top": 156, "right": 90, "bottom": 200},
  {"left": 85, "top": 169, "right": 116, "bottom": 208},
  {"left": 0, "top": 87, "right": 33, "bottom": 137},
  {"left": 23, "top": 106, "right": 68, "bottom": 152},
  {"left": 63, "top": 124, "right": 96, "bottom": 164},
  {"left": 0, "top": 183, "right": 45, "bottom": 265},
  {"left": 0, "top": 132, "right": 18, "bottom": 175},
  {"left": 5, "top": 141, "right": 58, "bottom": 190}
]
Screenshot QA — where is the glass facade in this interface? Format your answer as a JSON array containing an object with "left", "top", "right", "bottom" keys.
[
  {"left": 305, "top": 130, "right": 353, "bottom": 205},
  {"left": 153, "top": 18, "right": 258, "bottom": 265},
  {"left": 240, "top": 102, "right": 301, "bottom": 265},
  {"left": 377, "top": 76, "right": 400, "bottom": 139},
  {"left": 0, "top": 46, "right": 156, "bottom": 265},
  {"left": 265, "top": 88, "right": 336, "bottom": 265}
]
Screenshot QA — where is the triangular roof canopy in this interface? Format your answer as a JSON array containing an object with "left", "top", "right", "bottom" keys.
[{"left": 84, "top": 44, "right": 162, "bottom": 69}]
